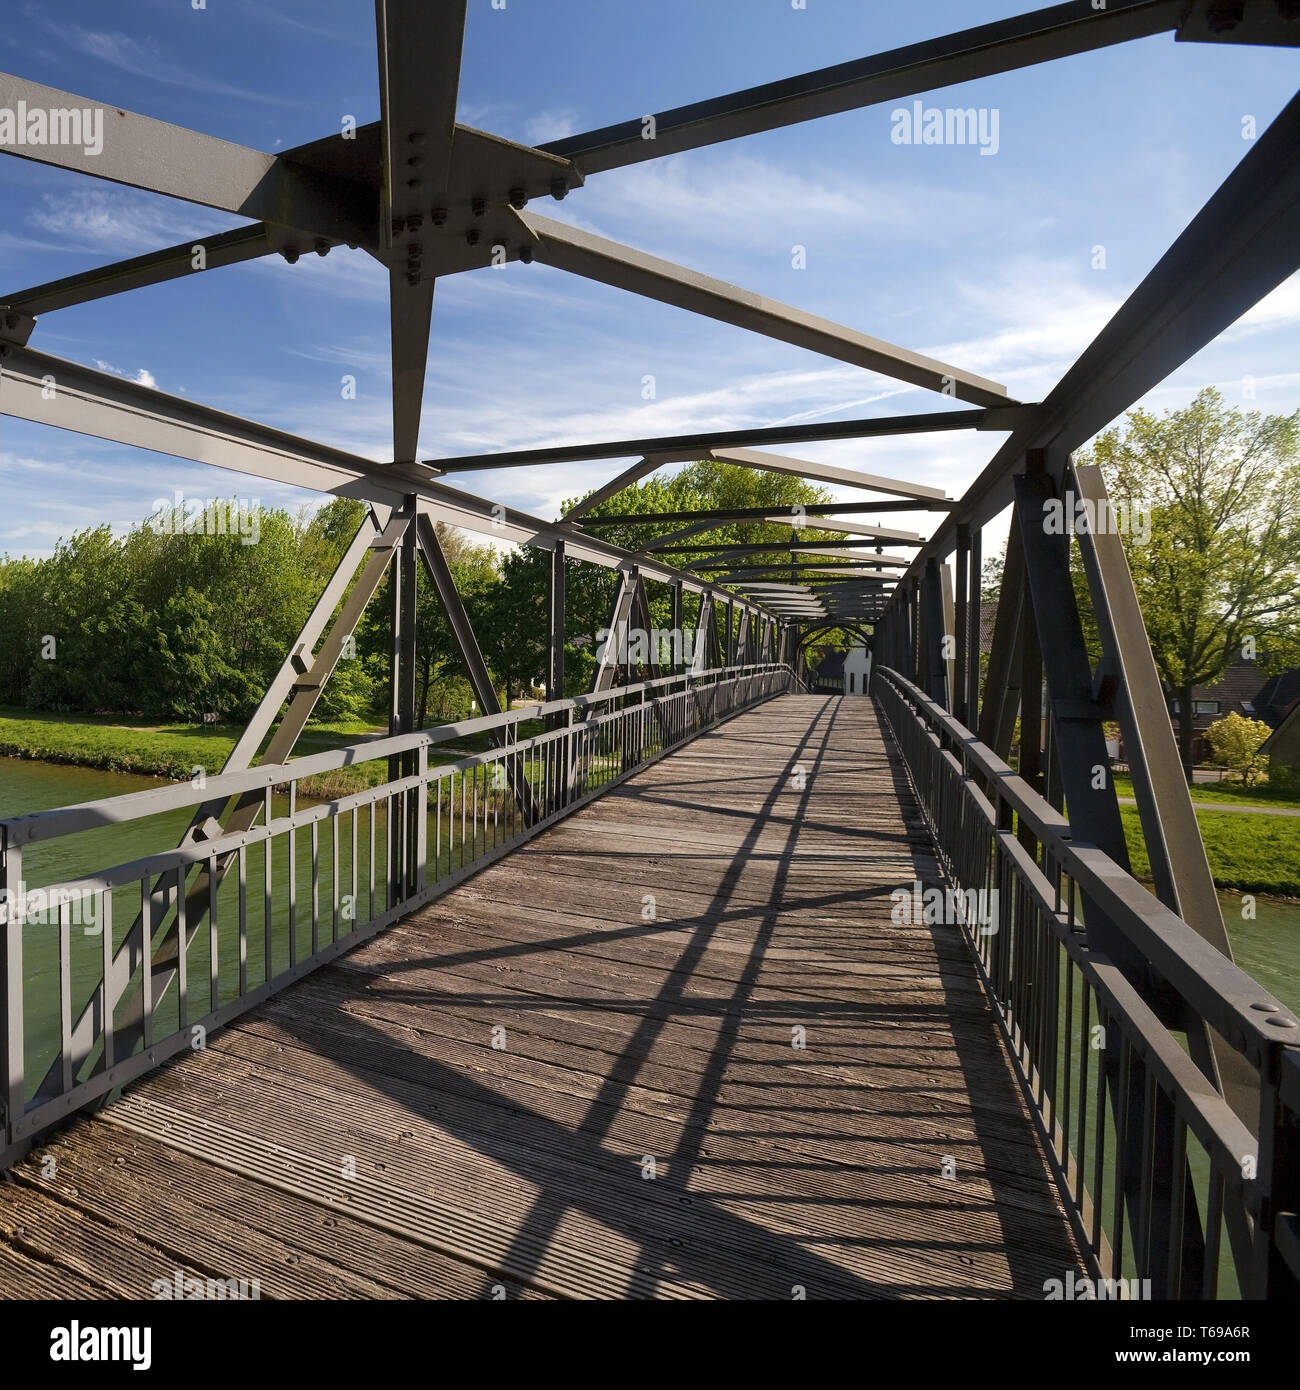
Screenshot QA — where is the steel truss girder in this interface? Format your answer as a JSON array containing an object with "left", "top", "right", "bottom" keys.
[
  {"left": 895, "top": 85, "right": 1300, "bottom": 584},
  {"left": 415, "top": 507, "right": 540, "bottom": 827},
  {"left": 582, "top": 500, "right": 954, "bottom": 526},
  {"left": 0, "top": 72, "right": 377, "bottom": 247},
  {"left": 435, "top": 407, "right": 1014, "bottom": 473},
  {"left": 0, "top": 345, "right": 779, "bottom": 619},
  {"left": 376, "top": 1, "right": 467, "bottom": 463},
  {"left": 541, "top": 0, "right": 1183, "bottom": 174},
  {"left": 518, "top": 213, "right": 1012, "bottom": 409},
  {"left": 1069, "top": 462, "right": 1258, "bottom": 1128},
  {"left": 707, "top": 446, "right": 950, "bottom": 501},
  {"left": 6, "top": 225, "right": 323, "bottom": 318},
  {"left": 40, "top": 505, "right": 410, "bottom": 1098},
  {"left": 1012, "top": 472, "right": 1139, "bottom": 966}
]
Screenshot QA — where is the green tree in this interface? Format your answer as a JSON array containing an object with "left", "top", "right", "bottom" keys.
[
  {"left": 1204, "top": 711, "right": 1272, "bottom": 786},
  {"left": 475, "top": 459, "right": 858, "bottom": 692},
  {"left": 1077, "top": 388, "right": 1300, "bottom": 779}
]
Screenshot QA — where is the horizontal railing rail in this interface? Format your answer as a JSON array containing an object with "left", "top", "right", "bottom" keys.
[
  {"left": 0, "top": 663, "right": 800, "bottom": 1165},
  {"left": 873, "top": 663, "right": 1300, "bottom": 1301}
]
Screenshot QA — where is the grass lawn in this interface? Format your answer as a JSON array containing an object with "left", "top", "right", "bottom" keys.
[
  {"left": 0, "top": 706, "right": 498, "bottom": 797},
  {"left": 1120, "top": 806, "right": 1300, "bottom": 899},
  {"left": 1112, "top": 772, "right": 1300, "bottom": 812}
]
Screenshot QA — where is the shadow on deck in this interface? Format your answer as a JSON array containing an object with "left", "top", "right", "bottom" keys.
[{"left": 0, "top": 695, "right": 1078, "bottom": 1300}]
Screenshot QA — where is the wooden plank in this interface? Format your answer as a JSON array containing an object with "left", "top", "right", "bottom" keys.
[{"left": 0, "top": 696, "right": 1078, "bottom": 1299}]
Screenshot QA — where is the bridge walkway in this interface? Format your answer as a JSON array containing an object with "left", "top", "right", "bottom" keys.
[{"left": 0, "top": 694, "right": 1078, "bottom": 1299}]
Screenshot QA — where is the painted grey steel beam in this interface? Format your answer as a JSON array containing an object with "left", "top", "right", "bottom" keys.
[
  {"left": 897, "top": 85, "right": 1300, "bottom": 585},
  {"left": 0, "top": 72, "right": 375, "bottom": 246},
  {"left": 767, "top": 516, "right": 925, "bottom": 543},
  {"left": 59, "top": 507, "right": 413, "bottom": 1091},
  {"left": 388, "top": 272, "right": 436, "bottom": 464},
  {"left": 0, "top": 345, "right": 780, "bottom": 616},
  {"left": 710, "top": 447, "right": 949, "bottom": 501},
  {"left": 695, "top": 558, "right": 905, "bottom": 577},
  {"left": 548, "top": 539, "right": 566, "bottom": 702},
  {"left": 592, "top": 570, "right": 640, "bottom": 691},
  {"left": 581, "top": 499, "right": 953, "bottom": 526},
  {"left": 542, "top": 1, "right": 1182, "bottom": 174},
  {"left": 636, "top": 518, "right": 739, "bottom": 555},
  {"left": 1071, "top": 462, "right": 1258, "bottom": 1128},
  {"left": 564, "top": 454, "right": 696, "bottom": 519},
  {"left": 2, "top": 224, "right": 333, "bottom": 317},
  {"left": 428, "top": 407, "right": 1010, "bottom": 471},
  {"left": 0, "top": 344, "right": 404, "bottom": 508},
  {"left": 1178, "top": 0, "right": 1300, "bottom": 46},
  {"left": 718, "top": 567, "right": 891, "bottom": 582},
  {"left": 683, "top": 544, "right": 912, "bottom": 567},
  {"left": 697, "top": 553, "right": 909, "bottom": 571},
  {"left": 2, "top": 123, "right": 581, "bottom": 323},
  {"left": 519, "top": 211, "right": 1013, "bottom": 408},
  {"left": 376, "top": 1, "right": 468, "bottom": 464},
  {"left": 415, "top": 507, "right": 539, "bottom": 826},
  {"left": 659, "top": 537, "right": 914, "bottom": 554}
]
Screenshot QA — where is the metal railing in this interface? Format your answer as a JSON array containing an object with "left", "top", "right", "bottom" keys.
[
  {"left": 0, "top": 663, "right": 798, "bottom": 1165},
  {"left": 873, "top": 664, "right": 1300, "bottom": 1300}
]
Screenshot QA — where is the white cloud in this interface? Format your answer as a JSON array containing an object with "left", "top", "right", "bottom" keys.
[
  {"left": 523, "top": 109, "right": 581, "bottom": 145},
  {"left": 92, "top": 359, "right": 160, "bottom": 390},
  {"left": 44, "top": 19, "right": 306, "bottom": 108}
]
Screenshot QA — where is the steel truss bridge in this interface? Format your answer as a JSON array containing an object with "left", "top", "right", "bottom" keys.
[{"left": 0, "top": 0, "right": 1297, "bottom": 1300}]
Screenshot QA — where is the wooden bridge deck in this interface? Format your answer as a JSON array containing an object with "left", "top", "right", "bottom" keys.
[{"left": 0, "top": 695, "right": 1078, "bottom": 1300}]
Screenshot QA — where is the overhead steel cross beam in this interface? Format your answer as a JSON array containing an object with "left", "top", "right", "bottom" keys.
[
  {"left": 580, "top": 500, "right": 954, "bottom": 526},
  {"left": 689, "top": 549, "right": 912, "bottom": 571},
  {"left": 430, "top": 406, "right": 1020, "bottom": 472},
  {"left": 0, "top": 73, "right": 376, "bottom": 247},
  {"left": 707, "top": 446, "right": 949, "bottom": 500},
  {"left": 542, "top": 0, "right": 1184, "bottom": 174},
  {"left": 563, "top": 451, "right": 700, "bottom": 520},
  {"left": 375, "top": 0, "right": 468, "bottom": 464},
  {"left": 0, "top": 123, "right": 579, "bottom": 321},
  {"left": 657, "top": 537, "right": 922, "bottom": 556},
  {"left": 3, "top": 225, "right": 338, "bottom": 319},
  {"left": 766, "top": 517, "right": 926, "bottom": 544},
  {"left": 901, "top": 84, "right": 1300, "bottom": 580},
  {"left": 518, "top": 211, "right": 1012, "bottom": 408},
  {"left": 0, "top": 345, "right": 783, "bottom": 617},
  {"left": 563, "top": 449, "right": 946, "bottom": 534}
]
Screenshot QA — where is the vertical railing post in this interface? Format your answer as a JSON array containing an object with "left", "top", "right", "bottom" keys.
[
  {"left": 1250, "top": 1048, "right": 1300, "bottom": 1298},
  {"left": 416, "top": 743, "right": 429, "bottom": 893},
  {"left": 547, "top": 540, "right": 566, "bottom": 713},
  {"left": 1, "top": 834, "right": 23, "bottom": 1148}
]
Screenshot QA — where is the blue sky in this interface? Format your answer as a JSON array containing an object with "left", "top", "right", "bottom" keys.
[{"left": 1, "top": 0, "right": 1297, "bottom": 558}]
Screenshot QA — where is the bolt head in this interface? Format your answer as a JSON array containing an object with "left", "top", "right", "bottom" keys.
[
  {"left": 431, "top": 207, "right": 448, "bottom": 226},
  {"left": 550, "top": 177, "right": 568, "bottom": 201},
  {"left": 465, "top": 228, "right": 481, "bottom": 246},
  {"left": 509, "top": 187, "right": 528, "bottom": 209},
  {"left": 281, "top": 246, "right": 300, "bottom": 265}
]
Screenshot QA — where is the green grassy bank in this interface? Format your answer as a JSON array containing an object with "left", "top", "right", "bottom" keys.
[
  {"left": 0, "top": 707, "right": 526, "bottom": 801},
  {"left": 1120, "top": 806, "right": 1300, "bottom": 900}
]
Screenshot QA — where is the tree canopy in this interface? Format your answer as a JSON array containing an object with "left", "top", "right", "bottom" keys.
[
  {"left": 0, "top": 459, "right": 854, "bottom": 727},
  {"left": 1077, "top": 387, "right": 1300, "bottom": 773}
]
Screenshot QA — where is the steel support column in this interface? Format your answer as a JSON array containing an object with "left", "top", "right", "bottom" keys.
[{"left": 548, "top": 539, "right": 566, "bottom": 703}]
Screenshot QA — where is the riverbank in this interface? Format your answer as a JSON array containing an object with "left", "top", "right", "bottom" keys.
[
  {"left": 0, "top": 707, "right": 494, "bottom": 801},
  {"left": 1121, "top": 806, "right": 1300, "bottom": 900}
]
